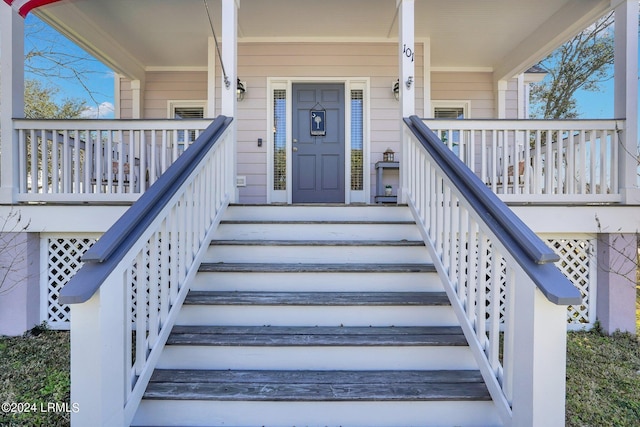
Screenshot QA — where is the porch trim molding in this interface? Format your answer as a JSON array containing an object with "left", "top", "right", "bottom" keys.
[{"left": 266, "top": 77, "right": 371, "bottom": 205}]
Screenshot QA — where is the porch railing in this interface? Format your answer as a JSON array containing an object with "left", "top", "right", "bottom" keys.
[
  {"left": 12, "top": 118, "right": 212, "bottom": 202},
  {"left": 59, "top": 116, "right": 234, "bottom": 426},
  {"left": 403, "top": 116, "right": 582, "bottom": 426},
  {"left": 425, "top": 118, "right": 624, "bottom": 203}
]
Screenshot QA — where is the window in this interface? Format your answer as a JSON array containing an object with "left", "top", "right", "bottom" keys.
[
  {"left": 273, "top": 89, "right": 287, "bottom": 191},
  {"left": 169, "top": 102, "right": 206, "bottom": 144},
  {"left": 432, "top": 102, "right": 469, "bottom": 157},
  {"left": 434, "top": 107, "right": 465, "bottom": 119},
  {"left": 350, "top": 90, "right": 364, "bottom": 191}
]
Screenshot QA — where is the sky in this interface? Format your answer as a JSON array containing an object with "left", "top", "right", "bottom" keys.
[
  {"left": 22, "top": 15, "right": 628, "bottom": 121},
  {"left": 24, "top": 15, "right": 115, "bottom": 118}
]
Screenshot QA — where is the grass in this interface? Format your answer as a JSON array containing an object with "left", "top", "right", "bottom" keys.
[
  {"left": 0, "top": 324, "right": 70, "bottom": 427},
  {"left": 0, "top": 322, "right": 639, "bottom": 426},
  {"left": 565, "top": 328, "right": 640, "bottom": 427}
]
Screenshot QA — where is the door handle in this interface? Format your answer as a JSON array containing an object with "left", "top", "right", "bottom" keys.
[{"left": 292, "top": 147, "right": 298, "bottom": 152}]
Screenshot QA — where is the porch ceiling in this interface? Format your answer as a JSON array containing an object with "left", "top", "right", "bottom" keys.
[{"left": 37, "top": 0, "right": 611, "bottom": 80}]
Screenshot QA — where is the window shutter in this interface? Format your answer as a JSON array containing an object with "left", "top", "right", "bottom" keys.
[{"left": 434, "top": 107, "right": 465, "bottom": 119}]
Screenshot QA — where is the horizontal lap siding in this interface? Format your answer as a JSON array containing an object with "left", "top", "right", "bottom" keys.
[
  {"left": 119, "top": 78, "right": 133, "bottom": 119},
  {"left": 237, "top": 42, "right": 423, "bottom": 203},
  {"left": 431, "top": 72, "right": 495, "bottom": 119},
  {"left": 119, "top": 44, "right": 540, "bottom": 203},
  {"left": 144, "top": 72, "right": 208, "bottom": 119},
  {"left": 431, "top": 72, "right": 520, "bottom": 173}
]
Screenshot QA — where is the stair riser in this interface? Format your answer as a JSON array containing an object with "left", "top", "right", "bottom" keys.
[
  {"left": 224, "top": 205, "right": 416, "bottom": 222},
  {"left": 176, "top": 305, "right": 458, "bottom": 327},
  {"left": 157, "top": 346, "right": 478, "bottom": 371},
  {"left": 192, "top": 271, "right": 445, "bottom": 292},
  {"left": 213, "top": 223, "right": 422, "bottom": 241},
  {"left": 204, "top": 245, "right": 431, "bottom": 264},
  {"left": 133, "top": 400, "right": 501, "bottom": 427}
]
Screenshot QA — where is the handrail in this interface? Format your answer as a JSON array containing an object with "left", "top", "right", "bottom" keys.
[
  {"left": 60, "top": 115, "right": 233, "bottom": 304},
  {"left": 404, "top": 115, "right": 581, "bottom": 305}
]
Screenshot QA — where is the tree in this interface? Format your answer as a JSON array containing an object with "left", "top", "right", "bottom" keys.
[
  {"left": 24, "top": 79, "right": 86, "bottom": 119},
  {"left": 530, "top": 12, "right": 615, "bottom": 119},
  {"left": 24, "top": 16, "right": 108, "bottom": 110}
]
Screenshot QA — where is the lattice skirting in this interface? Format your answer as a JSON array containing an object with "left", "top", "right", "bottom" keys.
[
  {"left": 547, "top": 236, "right": 597, "bottom": 329},
  {"left": 40, "top": 233, "right": 597, "bottom": 330},
  {"left": 40, "top": 235, "right": 98, "bottom": 330},
  {"left": 485, "top": 235, "right": 597, "bottom": 329}
]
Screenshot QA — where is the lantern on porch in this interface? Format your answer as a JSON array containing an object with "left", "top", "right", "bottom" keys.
[{"left": 383, "top": 148, "right": 395, "bottom": 162}]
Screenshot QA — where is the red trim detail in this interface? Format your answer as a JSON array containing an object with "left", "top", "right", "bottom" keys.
[{"left": 18, "top": 0, "right": 62, "bottom": 17}]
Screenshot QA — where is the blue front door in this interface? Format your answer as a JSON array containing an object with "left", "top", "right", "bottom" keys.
[{"left": 292, "top": 83, "right": 345, "bottom": 203}]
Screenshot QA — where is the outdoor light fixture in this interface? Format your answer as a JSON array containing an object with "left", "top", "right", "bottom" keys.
[
  {"left": 393, "top": 79, "right": 400, "bottom": 101},
  {"left": 237, "top": 79, "right": 246, "bottom": 101},
  {"left": 405, "top": 76, "right": 413, "bottom": 89},
  {"left": 383, "top": 148, "right": 395, "bottom": 162}
]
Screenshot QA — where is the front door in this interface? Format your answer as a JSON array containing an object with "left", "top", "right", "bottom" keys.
[{"left": 292, "top": 83, "right": 345, "bottom": 203}]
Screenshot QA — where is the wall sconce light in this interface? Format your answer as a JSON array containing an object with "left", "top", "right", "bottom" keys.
[
  {"left": 405, "top": 76, "right": 414, "bottom": 89},
  {"left": 383, "top": 148, "right": 395, "bottom": 162},
  {"left": 237, "top": 79, "right": 246, "bottom": 101},
  {"left": 392, "top": 79, "right": 400, "bottom": 101}
]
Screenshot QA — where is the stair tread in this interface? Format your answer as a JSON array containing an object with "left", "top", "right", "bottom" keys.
[
  {"left": 184, "top": 291, "right": 450, "bottom": 306},
  {"left": 144, "top": 369, "right": 491, "bottom": 401},
  {"left": 220, "top": 220, "right": 415, "bottom": 224},
  {"left": 167, "top": 325, "right": 467, "bottom": 346},
  {"left": 210, "top": 239, "right": 425, "bottom": 246},
  {"left": 199, "top": 263, "right": 437, "bottom": 273}
]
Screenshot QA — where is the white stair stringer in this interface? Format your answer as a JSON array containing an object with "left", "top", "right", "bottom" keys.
[{"left": 131, "top": 205, "right": 502, "bottom": 427}]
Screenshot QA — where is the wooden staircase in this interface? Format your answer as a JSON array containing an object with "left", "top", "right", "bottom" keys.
[{"left": 131, "top": 205, "right": 502, "bottom": 427}]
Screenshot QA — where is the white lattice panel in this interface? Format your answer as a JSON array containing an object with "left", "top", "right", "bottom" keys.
[
  {"left": 547, "top": 237, "right": 596, "bottom": 328},
  {"left": 42, "top": 236, "right": 97, "bottom": 329},
  {"left": 482, "top": 236, "right": 595, "bottom": 329}
]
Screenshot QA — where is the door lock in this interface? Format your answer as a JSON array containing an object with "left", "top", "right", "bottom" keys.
[{"left": 292, "top": 147, "right": 298, "bottom": 152}]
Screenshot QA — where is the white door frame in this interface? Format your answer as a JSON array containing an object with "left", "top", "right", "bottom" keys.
[{"left": 267, "top": 77, "right": 370, "bottom": 204}]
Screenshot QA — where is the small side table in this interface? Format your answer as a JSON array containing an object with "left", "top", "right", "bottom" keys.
[{"left": 374, "top": 161, "right": 399, "bottom": 204}]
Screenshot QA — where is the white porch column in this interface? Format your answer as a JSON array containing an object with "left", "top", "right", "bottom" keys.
[
  {"left": 0, "top": 6, "right": 24, "bottom": 203},
  {"left": 222, "top": 0, "right": 238, "bottom": 202},
  {"left": 130, "top": 79, "right": 144, "bottom": 119},
  {"left": 398, "top": 0, "right": 414, "bottom": 204},
  {"left": 422, "top": 37, "right": 431, "bottom": 117},
  {"left": 614, "top": 0, "right": 639, "bottom": 203},
  {"left": 207, "top": 37, "right": 217, "bottom": 117},
  {"left": 496, "top": 79, "right": 508, "bottom": 119}
]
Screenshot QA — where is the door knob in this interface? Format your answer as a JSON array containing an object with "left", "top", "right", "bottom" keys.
[{"left": 292, "top": 147, "right": 298, "bottom": 152}]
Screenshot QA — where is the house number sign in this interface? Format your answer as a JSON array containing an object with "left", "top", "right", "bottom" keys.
[
  {"left": 403, "top": 44, "right": 414, "bottom": 63},
  {"left": 310, "top": 110, "right": 326, "bottom": 136}
]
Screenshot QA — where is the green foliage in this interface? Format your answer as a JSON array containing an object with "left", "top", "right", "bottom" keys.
[
  {"left": 530, "top": 13, "right": 614, "bottom": 119},
  {"left": 0, "top": 330, "right": 71, "bottom": 427},
  {"left": 24, "top": 80, "right": 86, "bottom": 119},
  {"left": 566, "top": 329, "right": 640, "bottom": 427}
]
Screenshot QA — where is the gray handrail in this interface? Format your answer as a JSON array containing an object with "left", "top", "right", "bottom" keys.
[
  {"left": 59, "top": 115, "right": 233, "bottom": 304},
  {"left": 404, "top": 115, "right": 581, "bottom": 305}
]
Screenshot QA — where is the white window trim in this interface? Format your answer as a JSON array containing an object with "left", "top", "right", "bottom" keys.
[
  {"left": 266, "top": 77, "right": 370, "bottom": 204},
  {"left": 431, "top": 100, "right": 471, "bottom": 119},
  {"left": 167, "top": 100, "right": 208, "bottom": 119}
]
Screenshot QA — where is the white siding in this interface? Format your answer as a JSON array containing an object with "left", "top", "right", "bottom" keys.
[
  {"left": 235, "top": 42, "right": 422, "bottom": 204},
  {"left": 431, "top": 72, "right": 495, "bottom": 119},
  {"left": 114, "top": 43, "right": 528, "bottom": 203}
]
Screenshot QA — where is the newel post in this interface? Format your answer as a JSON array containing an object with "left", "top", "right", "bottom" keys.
[
  {"left": 507, "top": 271, "right": 569, "bottom": 426},
  {"left": 69, "top": 274, "right": 127, "bottom": 426}
]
